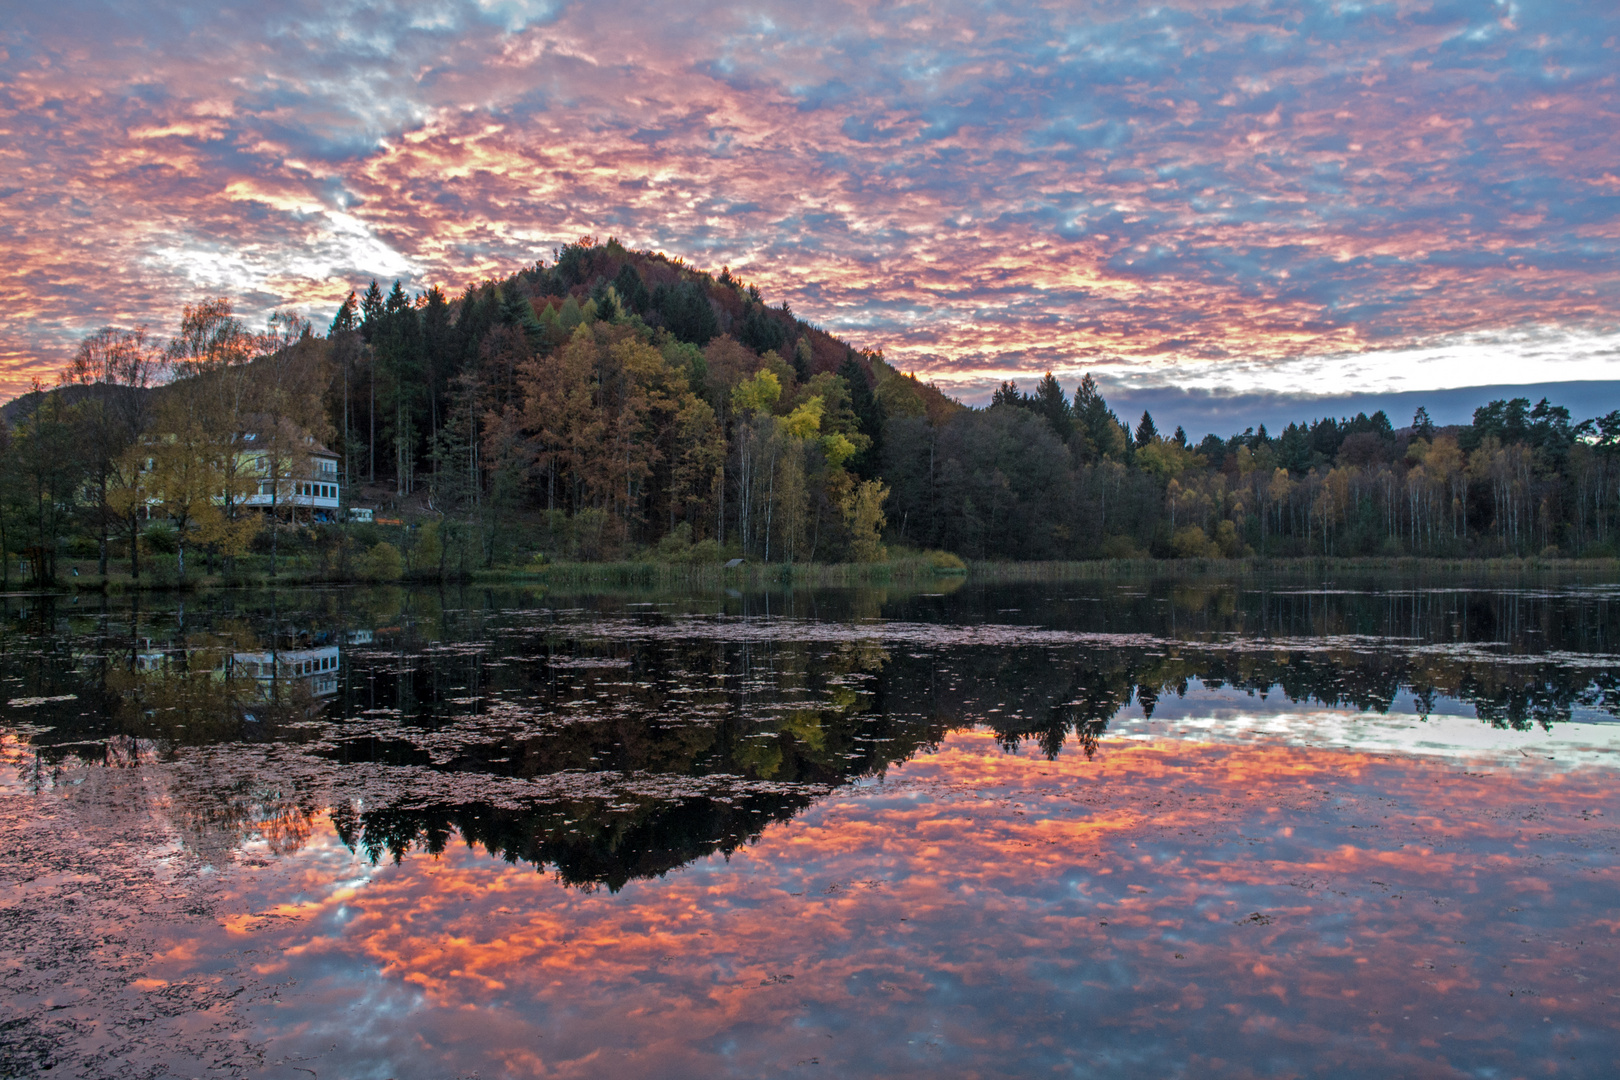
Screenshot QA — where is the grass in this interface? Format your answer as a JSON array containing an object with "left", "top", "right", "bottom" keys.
[
  {"left": 15, "top": 551, "right": 1618, "bottom": 595},
  {"left": 964, "top": 555, "right": 1620, "bottom": 583},
  {"left": 474, "top": 552, "right": 964, "bottom": 589}
]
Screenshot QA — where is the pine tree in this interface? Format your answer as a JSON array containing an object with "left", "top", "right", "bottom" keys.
[
  {"left": 658, "top": 280, "right": 719, "bottom": 345},
  {"left": 612, "top": 262, "right": 649, "bottom": 314},
  {"left": 1135, "top": 411, "right": 1159, "bottom": 448},
  {"left": 359, "top": 280, "right": 385, "bottom": 343},
  {"left": 329, "top": 292, "right": 359, "bottom": 335},
  {"left": 990, "top": 381, "right": 1023, "bottom": 409},
  {"left": 793, "top": 337, "right": 813, "bottom": 384},
  {"left": 1412, "top": 406, "right": 1436, "bottom": 440},
  {"left": 1073, "top": 373, "right": 1125, "bottom": 460},
  {"left": 839, "top": 354, "right": 885, "bottom": 479},
  {"left": 1032, "top": 373, "right": 1073, "bottom": 440}
]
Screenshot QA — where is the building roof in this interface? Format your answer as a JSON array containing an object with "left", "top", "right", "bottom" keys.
[{"left": 236, "top": 413, "right": 338, "bottom": 457}]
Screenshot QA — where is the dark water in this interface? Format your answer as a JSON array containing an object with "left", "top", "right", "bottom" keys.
[{"left": 2, "top": 575, "right": 1618, "bottom": 1078}]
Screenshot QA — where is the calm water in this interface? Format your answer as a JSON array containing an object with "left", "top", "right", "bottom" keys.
[{"left": 2, "top": 575, "right": 1618, "bottom": 1078}]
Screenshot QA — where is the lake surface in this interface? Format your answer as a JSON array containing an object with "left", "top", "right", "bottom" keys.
[{"left": 2, "top": 574, "right": 1619, "bottom": 1078}]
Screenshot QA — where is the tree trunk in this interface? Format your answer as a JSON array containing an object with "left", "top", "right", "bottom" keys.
[
  {"left": 270, "top": 483, "right": 279, "bottom": 577},
  {"left": 98, "top": 473, "right": 109, "bottom": 577}
]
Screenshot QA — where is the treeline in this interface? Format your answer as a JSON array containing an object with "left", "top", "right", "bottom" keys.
[
  {"left": 889, "top": 375, "right": 1620, "bottom": 559},
  {"left": 4, "top": 234, "right": 1620, "bottom": 585}
]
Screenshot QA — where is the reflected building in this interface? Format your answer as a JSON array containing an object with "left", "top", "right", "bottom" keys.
[
  {"left": 232, "top": 645, "right": 341, "bottom": 698},
  {"left": 133, "top": 638, "right": 169, "bottom": 672}
]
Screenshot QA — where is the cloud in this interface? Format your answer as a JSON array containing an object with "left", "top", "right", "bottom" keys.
[{"left": 1, "top": 0, "right": 1618, "bottom": 400}]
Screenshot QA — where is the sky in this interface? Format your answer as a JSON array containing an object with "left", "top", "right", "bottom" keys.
[{"left": 2, "top": 0, "right": 1618, "bottom": 420}]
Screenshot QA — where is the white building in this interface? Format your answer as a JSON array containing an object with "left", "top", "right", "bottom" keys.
[
  {"left": 232, "top": 646, "right": 341, "bottom": 698},
  {"left": 237, "top": 424, "right": 342, "bottom": 523}
]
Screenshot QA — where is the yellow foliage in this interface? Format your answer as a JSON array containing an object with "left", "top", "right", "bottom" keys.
[
  {"left": 842, "top": 479, "right": 888, "bottom": 562},
  {"left": 732, "top": 369, "right": 782, "bottom": 415},
  {"left": 1172, "top": 525, "right": 1215, "bottom": 558},
  {"left": 1136, "top": 439, "right": 1203, "bottom": 483},
  {"left": 783, "top": 395, "right": 824, "bottom": 438},
  {"left": 822, "top": 432, "right": 857, "bottom": 470}
]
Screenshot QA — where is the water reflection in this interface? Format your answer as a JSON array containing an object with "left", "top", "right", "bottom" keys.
[
  {"left": 4, "top": 580, "right": 1620, "bottom": 886},
  {"left": 1, "top": 576, "right": 1619, "bottom": 1077},
  {"left": 4, "top": 730, "right": 1616, "bottom": 1078}
]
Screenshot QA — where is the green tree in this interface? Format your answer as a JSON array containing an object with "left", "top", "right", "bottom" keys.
[
  {"left": 6, "top": 382, "right": 85, "bottom": 584},
  {"left": 1135, "top": 411, "right": 1159, "bottom": 448},
  {"left": 1032, "top": 373, "right": 1073, "bottom": 441}
]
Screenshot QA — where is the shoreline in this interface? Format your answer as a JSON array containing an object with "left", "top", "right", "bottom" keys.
[{"left": 8, "top": 553, "right": 1619, "bottom": 595}]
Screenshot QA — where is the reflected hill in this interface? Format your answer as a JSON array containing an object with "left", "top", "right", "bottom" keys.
[{"left": 3, "top": 576, "right": 1618, "bottom": 891}]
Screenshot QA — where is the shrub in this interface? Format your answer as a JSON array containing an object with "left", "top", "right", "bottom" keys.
[
  {"left": 685, "top": 538, "right": 725, "bottom": 564},
  {"left": 1172, "top": 525, "right": 1215, "bottom": 558},
  {"left": 1099, "top": 535, "right": 1146, "bottom": 559},
  {"left": 356, "top": 541, "right": 403, "bottom": 582},
  {"left": 408, "top": 521, "right": 442, "bottom": 575},
  {"left": 142, "top": 523, "right": 178, "bottom": 554},
  {"left": 1212, "top": 519, "right": 1248, "bottom": 557}
]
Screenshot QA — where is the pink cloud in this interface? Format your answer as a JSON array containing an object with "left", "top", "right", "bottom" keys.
[{"left": 2, "top": 0, "right": 1618, "bottom": 400}]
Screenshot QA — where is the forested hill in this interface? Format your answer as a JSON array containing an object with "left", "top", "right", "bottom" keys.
[
  {"left": 316, "top": 236, "right": 961, "bottom": 563},
  {"left": 5, "top": 235, "right": 1620, "bottom": 580}
]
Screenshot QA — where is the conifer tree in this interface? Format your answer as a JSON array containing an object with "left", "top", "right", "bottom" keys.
[
  {"left": 1033, "top": 373, "right": 1073, "bottom": 440},
  {"left": 329, "top": 292, "right": 359, "bottom": 336},
  {"left": 1135, "top": 411, "right": 1159, "bottom": 448},
  {"left": 1412, "top": 406, "right": 1436, "bottom": 440},
  {"left": 359, "top": 281, "right": 385, "bottom": 342}
]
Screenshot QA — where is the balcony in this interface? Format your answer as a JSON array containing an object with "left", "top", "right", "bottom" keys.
[{"left": 243, "top": 479, "right": 342, "bottom": 510}]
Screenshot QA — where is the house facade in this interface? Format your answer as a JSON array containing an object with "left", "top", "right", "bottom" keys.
[{"left": 237, "top": 426, "right": 342, "bottom": 522}]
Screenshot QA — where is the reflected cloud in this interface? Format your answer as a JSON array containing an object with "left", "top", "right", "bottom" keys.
[{"left": 146, "top": 734, "right": 1620, "bottom": 1077}]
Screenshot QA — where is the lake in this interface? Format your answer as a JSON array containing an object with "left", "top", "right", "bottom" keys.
[{"left": 2, "top": 573, "right": 1618, "bottom": 1078}]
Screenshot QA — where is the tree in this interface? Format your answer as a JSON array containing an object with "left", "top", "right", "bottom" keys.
[
  {"left": 165, "top": 298, "right": 263, "bottom": 569},
  {"left": 1135, "top": 411, "right": 1159, "bottom": 448},
  {"left": 838, "top": 354, "right": 885, "bottom": 479},
  {"left": 359, "top": 281, "right": 385, "bottom": 342},
  {"left": 105, "top": 442, "right": 151, "bottom": 581},
  {"left": 656, "top": 280, "right": 720, "bottom": 345},
  {"left": 64, "top": 325, "right": 165, "bottom": 576},
  {"left": 359, "top": 281, "right": 385, "bottom": 479},
  {"left": 1412, "top": 406, "right": 1436, "bottom": 440},
  {"left": 1032, "top": 373, "right": 1073, "bottom": 441},
  {"left": 737, "top": 302, "right": 787, "bottom": 355},
  {"left": 843, "top": 480, "right": 888, "bottom": 562},
  {"left": 145, "top": 399, "right": 228, "bottom": 581},
  {"left": 990, "top": 381, "right": 1023, "bottom": 409},
  {"left": 1073, "top": 374, "right": 1127, "bottom": 460},
  {"left": 376, "top": 281, "right": 426, "bottom": 494},
  {"left": 329, "top": 291, "right": 359, "bottom": 336},
  {"left": 7, "top": 381, "right": 84, "bottom": 584},
  {"left": 612, "top": 262, "right": 649, "bottom": 314},
  {"left": 793, "top": 336, "right": 813, "bottom": 384}
]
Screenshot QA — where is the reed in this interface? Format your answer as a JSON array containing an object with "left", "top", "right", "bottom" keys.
[
  {"left": 965, "top": 555, "right": 1620, "bottom": 583},
  {"left": 471, "top": 554, "right": 962, "bottom": 589}
]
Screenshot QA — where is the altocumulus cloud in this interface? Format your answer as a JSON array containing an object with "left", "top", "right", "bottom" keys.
[{"left": 1, "top": 0, "right": 1617, "bottom": 398}]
